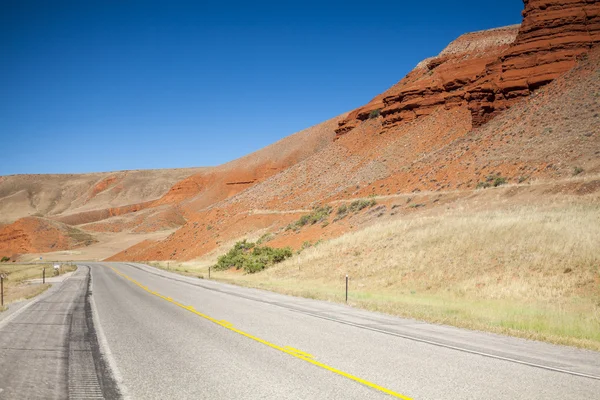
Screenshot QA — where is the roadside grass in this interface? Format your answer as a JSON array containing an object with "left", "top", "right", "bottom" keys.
[
  {"left": 0, "top": 263, "right": 76, "bottom": 310},
  {"left": 205, "top": 202, "right": 600, "bottom": 350}
]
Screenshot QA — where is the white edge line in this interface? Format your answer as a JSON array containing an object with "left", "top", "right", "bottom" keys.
[
  {"left": 295, "top": 310, "right": 600, "bottom": 381},
  {"left": 130, "top": 262, "right": 600, "bottom": 381},
  {"left": 87, "top": 266, "right": 131, "bottom": 400}
]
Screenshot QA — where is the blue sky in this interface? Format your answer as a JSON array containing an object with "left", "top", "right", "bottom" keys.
[{"left": 0, "top": 0, "right": 523, "bottom": 175}]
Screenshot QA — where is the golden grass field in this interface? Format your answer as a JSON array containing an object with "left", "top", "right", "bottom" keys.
[
  {"left": 0, "top": 263, "right": 77, "bottom": 311},
  {"left": 153, "top": 200, "right": 600, "bottom": 350}
]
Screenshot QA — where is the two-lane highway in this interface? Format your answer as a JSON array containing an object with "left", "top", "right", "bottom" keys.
[
  {"left": 89, "top": 262, "right": 600, "bottom": 399},
  {"left": 1, "top": 262, "right": 599, "bottom": 399}
]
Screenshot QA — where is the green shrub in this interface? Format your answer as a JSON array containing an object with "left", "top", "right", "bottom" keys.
[
  {"left": 0, "top": 256, "right": 9, "bottom": 262},
  {"left": 349, "top": 199, "right": 377, "bottom": 213},
  {"left": 369, "top": 109, "right": 381, "bottom": 119},
  {"left": 287, "top": 206, "right": 333, "bottom": 231},
  {"left": 493, "top": 176, "right": 507, "bottom": 187},
  {"left": 477, "top": 174, "right": 507, "bottom": 189},
  {"left": 573, "top": 167, "right": 584, "bottom": 176},
  {"left": 213, "top": 240, "right": 292, "bottom": 274}
]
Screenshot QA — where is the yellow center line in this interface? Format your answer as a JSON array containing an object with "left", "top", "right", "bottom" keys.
[{"left": 109, "top": 266, "right": 413, "bottom": 400}]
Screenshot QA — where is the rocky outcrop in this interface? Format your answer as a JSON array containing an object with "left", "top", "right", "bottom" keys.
[
  {"left": 336, "top": 0, "right": 600, "bottom": 137},
  {"left": 335, "top": 26, "right": 520, "bottom": 137},
  {"left": 467, "top": 0, "right": 600, "bottom": 125}
]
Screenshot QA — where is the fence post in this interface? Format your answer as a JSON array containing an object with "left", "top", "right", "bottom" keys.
[
  {"left": 1, "top": 275, "right": 4, "bottom": 307},
  {"left": 345, "top": 274, "right": 348, "bottom": 303},
  {"left": 208, "top": 266, "right": 211, "bottom": 279},
  {"left": 43, "top": 267, "right": 45, "bottom": 284}
]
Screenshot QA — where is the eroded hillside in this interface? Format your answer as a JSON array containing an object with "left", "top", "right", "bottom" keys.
[
  {"left": 2, "top": 0, "right": 599, "bottom": 263},
  {"left": 108, "top": 0, "right": 600, "bottom": 262}
]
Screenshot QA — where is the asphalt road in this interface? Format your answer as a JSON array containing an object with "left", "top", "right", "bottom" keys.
[
  {"left": 2, "top": 262, "right": 600, "bottom": 399},
  {"left": 0, "top": 266, "right": 117, "bottom": 399}
]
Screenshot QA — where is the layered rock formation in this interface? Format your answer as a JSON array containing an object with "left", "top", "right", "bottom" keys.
[
  {"left": 336, "top": 0, "right": 600, "bottom": 136},
  {"left": 335, "top": 26, "right": 520, "bottom": 137},
  {"left": 468, "top": 0, "right": 600, "bottom": 125}
]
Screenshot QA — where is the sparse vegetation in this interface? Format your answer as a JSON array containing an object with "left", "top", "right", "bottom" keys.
[
  {"left": 0, "top": 263, "right": 77, "bottom": 310},
  {"left": 210, "top": 203, "right": 600, "bottom": 350},
  {"left": 301, "top": 241, "right": 313, "bottom": 250},
  {"left": 369, "top": 109, "right": 381, "bottom": 119},
  {"left": 335, "top": 204, "right": 349, "bottom": 221},
  {"left": 334, "top": 199, "right": 378, "bottom": 221},
  {"left": 573, "top": 166, "right": 584, "bottom": 176},
  {"left": 1, "top": 256, "right": 9, "bottom": 262},
  {"left": 476, "top": 174, "right": 508, "bottom": 189},
  {"left": 66, "top": 226, "right": 97, "bottom": 246},
  {"left": 257, "top": 232, "right": 274, "bottom": 245},
  {"left": 348, "top": 199, "right": 377, "bottom": 212},
  {"left": 286, "top": 206, "right": 333, "bottom": 231},
  {"left": 213, "top": 240, "right": 292, "bottom": 273}
]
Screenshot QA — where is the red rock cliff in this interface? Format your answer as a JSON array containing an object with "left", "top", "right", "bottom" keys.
[
  {"left": 467, "top": 0, "right": 600, "bottom": 125},
  {"left": 336, "top": 0, "right": 600, "bottom": 136}
]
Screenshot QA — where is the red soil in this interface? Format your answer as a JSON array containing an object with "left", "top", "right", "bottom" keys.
[{"left": 0, "top": 217, "right": 95, "bottom": 258}]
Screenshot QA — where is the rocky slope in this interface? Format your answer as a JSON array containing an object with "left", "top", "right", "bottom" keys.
[{"left": 336, "top": 0, "right": 600, "bottom": 135}]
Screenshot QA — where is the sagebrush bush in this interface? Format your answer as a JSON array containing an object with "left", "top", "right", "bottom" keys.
[
  {"left": 286, "top": 206, "right": 333, "bottom": 231},
  {"left": 349, "top": 199, "right": 377, "bottom": 213},
  {"left": 214, "top": 240, "right": 292, "bottom": 273},
  {"left": 477, "top": 174, "right": 507, "bottom": 189},
  {"left": 369, "top": 109, "right": 381, "bottom": 119}
]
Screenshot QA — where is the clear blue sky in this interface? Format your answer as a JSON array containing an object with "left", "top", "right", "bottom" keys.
[{"left": 0, "top": 0, "right": 523, "bottom": 175}]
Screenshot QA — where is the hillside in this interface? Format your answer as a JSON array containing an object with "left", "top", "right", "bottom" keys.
[
  {"left": 108, "top": 0, "right": 600, "bottom": 263},
  {"left": 0, "top": 168, "right": 204, "bottom": 224},
  {"left": 0, "top": 115, "right": 341, "bottom": 260},
  {"left": 1, "top": 0, "right": 599, "bottom": 265},
  {"left": 0, "top": 216, "right": 96, "bottom": 258}
]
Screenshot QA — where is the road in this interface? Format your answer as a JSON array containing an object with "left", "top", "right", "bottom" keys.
[{"left": 1, "top": 262, "right": 600, "bottom": 399}]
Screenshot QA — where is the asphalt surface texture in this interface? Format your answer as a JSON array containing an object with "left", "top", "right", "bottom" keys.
[
  {"left": 2, "top": 262, "right": 600, "bottom": 399},
  {"left": 0, "top": 266, "right": 118, "bottom": 399}
]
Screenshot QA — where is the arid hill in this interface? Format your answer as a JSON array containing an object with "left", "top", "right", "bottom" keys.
[
  {"left": 108, "top": 0, "right": 600, "bottom": 262},
  {"left": 1, "top": 0, "right": 599, "bottom": 262},
  {"left": 0, "top": 115, "right": 341, "bottom": 258},
  {"left": 0, "top": 168, "right": 204, "bottom": 225},
  {"left": 0, "top": 216, "right": 96, "bottom": 259}
]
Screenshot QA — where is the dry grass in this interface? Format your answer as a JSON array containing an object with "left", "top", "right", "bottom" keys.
[
  {"left": 0, "top": 263, "right": 76, "bottom": 310},
  {"left": 202, "top": 202, "right": 600, "bottom": 350}
]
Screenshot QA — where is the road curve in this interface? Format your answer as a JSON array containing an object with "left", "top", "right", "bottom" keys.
[{"left": 2, "top": 262, "right": 600, "bottom": 399}]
